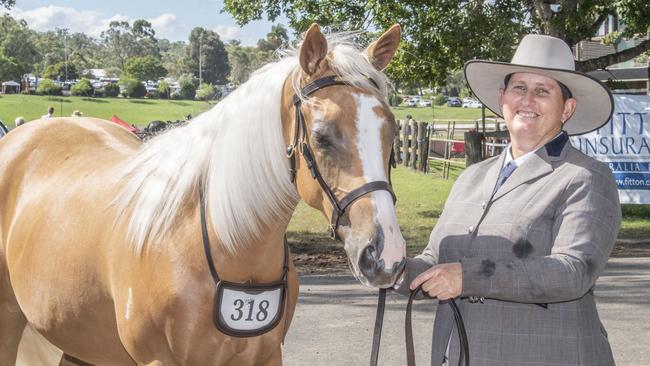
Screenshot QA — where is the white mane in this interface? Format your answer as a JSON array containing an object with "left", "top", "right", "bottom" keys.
[{"left": 116, "top": 31, "right": 388, "bottom": 255}]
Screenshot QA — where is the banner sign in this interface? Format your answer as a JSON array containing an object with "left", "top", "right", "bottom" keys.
[{"left": 570, "top": 95, "right": 650, "bottom": 204}]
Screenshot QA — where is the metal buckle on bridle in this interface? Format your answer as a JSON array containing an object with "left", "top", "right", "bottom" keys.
[{"left": 285, "top": 144, "right": 295, "bottom": 158}]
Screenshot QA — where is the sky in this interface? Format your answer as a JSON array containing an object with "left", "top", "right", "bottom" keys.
[{"left": 3, "top": 0, "right": 289, "bottom": 45}]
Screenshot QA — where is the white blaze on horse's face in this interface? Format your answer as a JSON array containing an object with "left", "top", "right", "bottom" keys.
[{"left": 337, "top": 93, "right": 406, "bottom": 288}]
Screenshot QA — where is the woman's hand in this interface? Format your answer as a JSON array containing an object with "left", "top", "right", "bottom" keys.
[{"left": 410, "top": 263, "right": 462, "bottom": 300}]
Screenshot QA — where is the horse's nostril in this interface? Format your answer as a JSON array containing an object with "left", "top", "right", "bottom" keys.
[{"left": 358, "top": 245, "right": 383, "bottom": 280}]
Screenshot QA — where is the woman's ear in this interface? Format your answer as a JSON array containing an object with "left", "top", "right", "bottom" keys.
[{"left": 561, "top": 98, "right": 577, "bottom": 124}]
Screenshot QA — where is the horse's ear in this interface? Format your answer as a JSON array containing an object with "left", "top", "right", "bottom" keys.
[
  {"left": 364, "top": 24, "right": 401, "bottom": 71},
  {"left": 299, "top": 23, "right": 328, "bottom": 75}
]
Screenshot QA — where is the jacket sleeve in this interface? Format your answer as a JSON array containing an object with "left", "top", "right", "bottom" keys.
[
  {"left": 460, "top": 164, "right": 621, "bottom": 303},
  {"left": 392, "top": 165, "right": 475, "bottom": 296}
]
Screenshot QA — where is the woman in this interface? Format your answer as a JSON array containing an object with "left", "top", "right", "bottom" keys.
[{"left": 395, "top": 34, "right": 621, "bottom": 365}]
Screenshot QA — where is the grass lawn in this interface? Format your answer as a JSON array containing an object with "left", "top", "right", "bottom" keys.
[
  {"left": 391, "top": 104, "right": 498, "bottom": 124},
  {"left": 0, "top": 94, "right": 492, "bottom": 129},
  {"left": 287, "top": 163, "right": 650, "bottom": 256},
  {"left": 0, "top": 94, "right": 213, "bottom": 127}
]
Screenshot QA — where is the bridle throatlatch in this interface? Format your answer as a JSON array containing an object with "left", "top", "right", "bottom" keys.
[{"left": 287, "top": 75, "right": 397, "bottom": 240}]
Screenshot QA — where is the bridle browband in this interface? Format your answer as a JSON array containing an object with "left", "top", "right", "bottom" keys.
[{"left": 287, "top": 75, "right": 396, "bottom": 240}]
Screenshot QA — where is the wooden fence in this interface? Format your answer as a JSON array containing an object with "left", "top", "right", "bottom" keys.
[{"left": 394, "top": 119, "right": 511, "bottom": 179}]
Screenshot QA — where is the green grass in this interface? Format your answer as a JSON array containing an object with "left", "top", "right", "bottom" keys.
[
  {"left": 0, "top": 94, "right": 492, "bottom": 129},
  {"left": 391, "top": 104, "right": 497, "bottom": 124},
  {"left": 287, "top": 164, "right": 650, "bottom": 255},
  {"left": 0, "top": 94, "right": 213, "bottom": 126},
  {"left": 287, "top": 164, "right": 464, "bottom": 256}
]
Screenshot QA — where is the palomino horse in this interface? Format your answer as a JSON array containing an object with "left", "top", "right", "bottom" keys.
[{"left": 0, "top": 24, "right": 405, "bottom": 365}]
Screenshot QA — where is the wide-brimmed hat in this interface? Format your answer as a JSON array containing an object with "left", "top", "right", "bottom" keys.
[{"left": 464, "top": 34, "right": 614, "bottom": 135}]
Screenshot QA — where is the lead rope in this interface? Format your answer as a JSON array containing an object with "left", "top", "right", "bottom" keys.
[{"left": 370, "top": 286, "right": 469, "bottom": 366}]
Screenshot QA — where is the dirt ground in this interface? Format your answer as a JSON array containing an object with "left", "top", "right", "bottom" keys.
[{"left": 290, "top": 238, "right": 650, "bottom": 274}]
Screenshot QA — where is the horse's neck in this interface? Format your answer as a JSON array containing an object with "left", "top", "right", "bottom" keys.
[{"left": 208, "top": 221, "right": 292, "bottom": 283}]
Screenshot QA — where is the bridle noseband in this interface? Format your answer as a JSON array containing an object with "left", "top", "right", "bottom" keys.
[{"left": 287, "top": 75, "right": 396, "bottom": 240}]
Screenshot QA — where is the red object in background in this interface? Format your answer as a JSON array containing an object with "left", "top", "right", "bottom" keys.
[
  {"left": 451, "top": 142, "right": 465, "bottom": 153},
  {"left": 110, "top": 115, "right": 140, "bottom": 134}
]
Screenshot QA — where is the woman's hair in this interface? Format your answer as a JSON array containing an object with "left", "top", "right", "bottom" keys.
[{"left": 504, "top": 73, "right": 573, "bottom": 101}]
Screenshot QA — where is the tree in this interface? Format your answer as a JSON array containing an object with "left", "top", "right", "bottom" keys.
[
  {"left": 223, "top": 0, "right": 650, "bottom": 86},
  {"left": 119, "top": 76, "right": 147, "bottom": 98},
  {"left": 160, "top": 40, "right": 188, "bottom": 79},
  {"left": 257, "top": 24, "right": 289, "bottom": 52},
  {"left": 100, "top": 19, "right": 161, "bottom": 71},
  {"left": 1, "top": 0, "right": 15, "bottom": 9},
  {"left": 42, "top": 62, "right": 79, "bottom": 81},
  {"left": 36, "top": 79, "right": 62, "bottom": 95},
  {"left": 226, "top": 43, "right": 273, "bottom": 85},
  {"left": 0, "top": 14, "right": 40, "bottom": 81},
  {"left": 71, "top": 78, "right": 94, "bottom": 96},
  {"left": 124, "top": 56, "right": 167, "bottom": 81},
  {"left": 185, "top": 27, "right": 230, "bottom": 85}
]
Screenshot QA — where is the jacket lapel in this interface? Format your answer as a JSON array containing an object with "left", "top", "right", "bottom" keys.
[
  {"left": 483, "top": 153, "right": 507, "bottom": 201},
  {"left": 490, "top": 131, "right": 571, "bottom": 202}
]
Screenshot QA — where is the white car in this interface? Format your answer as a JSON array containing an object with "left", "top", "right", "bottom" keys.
[
  {"left": 418, "top": 99, "right": 432, "bottom": 107},
  {"left": 462, "top": 99, "right": 482, "bottom": 108}
]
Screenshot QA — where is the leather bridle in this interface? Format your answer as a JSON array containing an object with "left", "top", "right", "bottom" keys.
[{"left": 287, "top": 75, "right": 396, "bottom": 240}]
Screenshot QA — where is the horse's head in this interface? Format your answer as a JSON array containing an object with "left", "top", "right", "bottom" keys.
[{"left": 282, "top": 24, "right": 405, "bottom": 288}]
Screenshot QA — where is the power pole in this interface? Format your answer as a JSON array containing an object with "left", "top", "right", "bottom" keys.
[{"left": 199, "top": 35, "right": 202, "bottom": 87}]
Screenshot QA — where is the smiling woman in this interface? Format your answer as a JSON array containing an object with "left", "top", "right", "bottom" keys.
[{"left": 395, "top": 34, "right": 621, "bottom": 366}]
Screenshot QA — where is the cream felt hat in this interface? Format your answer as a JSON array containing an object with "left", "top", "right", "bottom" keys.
[{"left": 464, "top": 34, "right": 614, "bottom": 135}]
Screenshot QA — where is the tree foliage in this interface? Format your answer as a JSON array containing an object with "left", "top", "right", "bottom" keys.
[
  {"left": 71, "top": 78, "right": 94, "bottom": 96},
  {"left": 185, "top": 27, "right": 230, "bottom": 85},
  {"left": 226, "top": 43, "right": 272, "bottom": 85},
  {"left": 42, "top": 61, "right": 79, "bottom": 81},
  {"left": 0, "top": 14, "right": 40, "bottom": 81},
  {"left": 1, "top": 0, "right": 14, "bottom": 9},
  {"left": 124, "top": 55, "right": 167, "bottom": 81},
  {"left": 257, "top": 24, "right": 289, "bottom": 52},
  {"left": 36, "top": 79, "right": 62, "bottom": 95},
  {"left": 100, "top": 20, "right": 161, "bottom": 71},
  {"left": 223, "top": 0, "right": 650, "bottom": 86}
]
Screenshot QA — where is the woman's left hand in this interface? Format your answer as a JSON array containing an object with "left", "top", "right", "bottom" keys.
[{"left": 410, "top": 263, "right": 462, "bottom": 300}]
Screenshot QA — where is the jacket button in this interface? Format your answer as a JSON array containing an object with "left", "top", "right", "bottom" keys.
[{"left": 469, "top": 296, "right": 479, "bottom": 303}]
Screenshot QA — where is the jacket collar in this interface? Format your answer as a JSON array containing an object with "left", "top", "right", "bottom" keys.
[{"left": 486, "top": 131, "right": 570, "bottom": 201}]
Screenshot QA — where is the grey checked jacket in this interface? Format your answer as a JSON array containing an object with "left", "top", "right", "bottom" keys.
[{"left": 399, "top": 132, "right": 621, "bottom": 366}]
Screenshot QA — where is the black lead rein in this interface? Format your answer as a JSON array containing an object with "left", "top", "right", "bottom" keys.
[{"left": 370, "top": 286, "right": 469, "bottom": 366}]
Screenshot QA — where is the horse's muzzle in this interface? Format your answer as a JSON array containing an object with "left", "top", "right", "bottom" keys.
[{"left": 358, "top": 244, "right": 406, "bottom": 287}]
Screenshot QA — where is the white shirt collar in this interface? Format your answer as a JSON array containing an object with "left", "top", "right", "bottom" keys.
[{"left": 504, "top": 131, "right": 564, "bottom": 167}]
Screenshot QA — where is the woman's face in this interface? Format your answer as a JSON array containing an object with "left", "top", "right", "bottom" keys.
[{"left": 498, "top": 72, "right": 576, "bottom": 152}]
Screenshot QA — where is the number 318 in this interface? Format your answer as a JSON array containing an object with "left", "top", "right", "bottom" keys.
[{"left": 231, "top": 299, "right": 270, "bottom": 322}]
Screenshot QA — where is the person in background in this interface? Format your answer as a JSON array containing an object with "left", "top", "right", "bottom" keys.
[
  {"left": 394, "top": 34, "right": 620, "bottom": 365},
  {"left": 15, "top": 117, "right": 25, "bottom": 127},
  {"left": 41, "top": 106, "right": 55, "bottom": 119}
]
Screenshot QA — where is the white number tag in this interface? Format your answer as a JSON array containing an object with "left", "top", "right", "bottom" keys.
[{"left": 217, "top": 287, "right": 283, "bottom": 333}]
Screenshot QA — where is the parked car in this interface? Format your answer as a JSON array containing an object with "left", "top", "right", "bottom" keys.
[
  {"left": 462, "top": 99, "right": 482, "bottom": 108},
  {"left": 0, "top": 120, "right": 8, "bottom": 138},
  {"left": 418, "top": 99, "right": 432, "bottom": 107},
  {"left": 406, "top": 99, "right": 418, "bottom": 107},
  {"left": 447, "top": 97, "right": 462, "bottom": 107}
]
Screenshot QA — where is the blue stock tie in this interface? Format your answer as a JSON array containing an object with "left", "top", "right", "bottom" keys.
[{"left": 494, "top": 161, "right": 517, "bottom": 193}]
